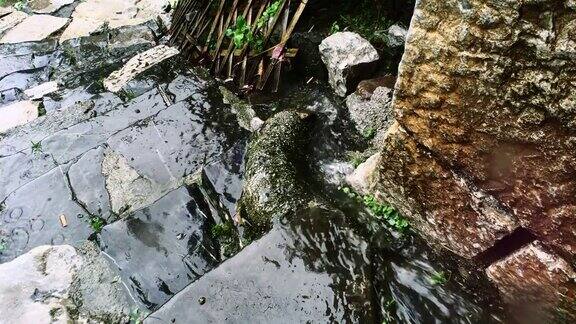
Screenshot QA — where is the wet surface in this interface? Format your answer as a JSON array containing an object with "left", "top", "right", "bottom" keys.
[
  {"left": 99, "top": 185, "right": 219, "bottom": 311},
  {"left": 145, "top": 206, "right": 376, "bottom": 324},
  {"left": 0, "top": 3, "right": 508, "bottom": 321}
]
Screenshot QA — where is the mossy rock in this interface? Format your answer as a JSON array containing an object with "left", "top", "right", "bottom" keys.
[{"left": 239, "top": 111, "right": 312, "bottom": 231}]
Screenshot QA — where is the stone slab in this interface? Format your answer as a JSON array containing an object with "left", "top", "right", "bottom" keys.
[
  {"left": 104, "top": 45, "right": 179, "bottom": 93},
  {"left": 1, "top": 14, "right": 68, "bottom": 44},
  {"left": 0, "top": 10, "right": 27, "bottom": 36},
  {"left": 146, "top": 207, "right": 375, "bottom": 323},
  {"left": 29, "top": 0, "right": 75, "bottom": 14},
  {"left": 0, "top": 166, "right": 93, "bottom": 263},
  {"left": 99, "top": 186, "right": 219, "bottom": 310},
  {"left": 0, "top": 100, "right": 39, "bottom": 133}
]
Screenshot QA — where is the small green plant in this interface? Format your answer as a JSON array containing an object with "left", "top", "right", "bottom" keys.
[
  {"left": 362, "top": 127, "right": 376, "bottom": 140},
  {"left": 38, "top": 102, "right": 47, "bottom": 117},
  {"left": 129, "top": 308, "right": 149, "bottom": 324},
  {"left": 330, "top": 21, "right": 341, "bottom": 34},
  {"left": 256, "top": 0, "right": 283, "bottom": 29},
  {"left": 118, "top": 89, "right": 136, "bottom": 101},
  {"left": 0, "top": 236, "right": 7, "bottom": 253},
  {"left": 428, "top": 271, "right": 448, "bottom": 285},
  {"left": 211, "top": 221, "right": 241, "bottom": 257},
  {"left": 31, "top": 140, "right": 42, "bottom": 154},
  {"left": 382, "top": 298, "right": 397, "bottom": 323},
  {"left": 340, "top": 187, "right": 409, "bottom": 232},
  {"left": 88, "top": 216, "right": 106, "bottom": 233},
  {"left": 226, "top": 16, "right": 253, "bottom": 48},
  {"left": 62, "top": 47, "right": 77, "bottom": 66},
  {"left": 13, "top": 0, "right": 26, "bottom": 11}
]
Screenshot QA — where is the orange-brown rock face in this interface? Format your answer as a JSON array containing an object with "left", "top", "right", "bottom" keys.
[
  {"left": 372, "top": 0, "right": 576, "bottom": 320},
  {"left": 486, "top": 242, "right": 576, "bottom": 323},
  {"left": 393, "top": 0, "right": 576, "bottom": 259}
]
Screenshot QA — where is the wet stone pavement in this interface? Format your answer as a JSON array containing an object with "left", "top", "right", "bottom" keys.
[{"left": 0, "top": 1, "right": 505, "bottom": 322}]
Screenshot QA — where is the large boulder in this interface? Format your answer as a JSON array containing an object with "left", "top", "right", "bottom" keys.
[
  {"left": 366, "top": 0, "right": 576, "bottom": 320},
  {"left": 319, "top": 32, "right": 379, "bottom": 97}
]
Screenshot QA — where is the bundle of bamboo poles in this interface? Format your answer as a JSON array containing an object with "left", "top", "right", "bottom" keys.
[{"left": 170, "top": 0, "right": 308, "bottom": 92}]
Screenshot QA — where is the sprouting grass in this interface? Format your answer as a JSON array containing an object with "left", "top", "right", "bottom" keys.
[
  {"left": 340, "top": 186, "right": 409, "bottom": 232},
  {"left": 428, "top": 271, "right": 448, "bottom": 285},
  {"left": 118, "top": 89, "right": 136, "bottom": 101},
  {"left": 31, "top": 140, "right": 42, "bottom": 155},
  {"left": 362, "top": 127, "right": 376, "bottom": 140},
  {"left": 88, "top": 216, "right": 106, "bottom": 233},
  {"left": 129, "top": 308, "right": 149, "bottom": 324},
  {"left": 211, "top": 221, "right": 241, "bottom": 257}
]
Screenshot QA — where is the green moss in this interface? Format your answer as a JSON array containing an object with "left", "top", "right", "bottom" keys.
[
  {"left": 340, "top": 186, "right": 409, "bottom": 232},
  {"left": 240, "top": 111, "right": 310, "bottom": 231},
  {"left": 428, "top": 271, "right": 448, "bottom": 285},
  {"left": 211, "top": 221, "right": 241, "bottom": 258}
]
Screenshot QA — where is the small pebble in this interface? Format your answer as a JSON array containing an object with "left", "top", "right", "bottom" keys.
[{"left": 198, "top": 297, "right": 206, "bottom": 305}]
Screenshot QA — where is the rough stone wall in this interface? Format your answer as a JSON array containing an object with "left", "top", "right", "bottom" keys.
[{"left": 371, "top": 0, "right": 576, "bottom": 319}]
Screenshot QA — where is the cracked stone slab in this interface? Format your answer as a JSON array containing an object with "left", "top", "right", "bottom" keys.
[
  {"left": 0, "top": 6, "right": 14, "bottom": 18},
  {"left": 0, "top": 165, "right": 93, "bottom": 263},
  {"left": 104, "top": 45, "right": 179, "bottom": 93},
  {"left": 0, "top": 151, "right": 57, "bottom": 202},
  {"left": 146, "top": 206, "right": 375, "bottom": 323},
  {"left": 106, "top": 100, "right": 228, "bottom": 186},
  {"left": 29, "top": 0, "right": 75, "bottom": 14},
  {"left": 68, "top": 146, "right": 112, "bottom": 221},
  {"left": 0, "top": 14, "right": 69, "bottom": 44},
  {"left": 0, "top": 10, "right": 28, "bottom": 36},
  {"left": 0, "top": 100, "right": 39, "bottom": 133},
  {"left": 0, "top": 93, "right": 121, "bottom": 156},
  {"left": 41, "top": 88, "right": 167, "bottom": 164},
  {"left": 99, "top": 185, "right": 219, "bottom": 310}
]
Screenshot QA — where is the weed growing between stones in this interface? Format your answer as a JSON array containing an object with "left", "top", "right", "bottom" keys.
[
  {"left": 38, "top": 102, "right": 47, "bottom": 117},
  {"left": 118, "top": 89, "right": 136, "bottom": 102},
  {"left": 88, "top": 216, "right": 106, "bottom": 233},
  {"left": 340, "top": 186, "right": 409, "bottom": 232},
  {"left": 428, "top": 271, "right": 448, "bottom": 285},
  {"left": 0, "top": 236, "right": 7, "bottom": 253},
  {"left": 211, "top": 221, "right": 240, "bottom": 258},
  {"left": 362, "top": 127, "right": 376, "bottom": 140},
  {"left": 31, "top": 140, "right": 42, "bottom": 155},
  {"left": 382, "top": 298, "right": 397, "bottom": 323},
  {"left": 129, "top": 308, "right": 149, "bottom": 324}
]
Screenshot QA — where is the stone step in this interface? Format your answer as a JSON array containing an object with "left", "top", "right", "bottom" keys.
[{"left": 145, "top": 206, "right": 376, "bottom": 323}]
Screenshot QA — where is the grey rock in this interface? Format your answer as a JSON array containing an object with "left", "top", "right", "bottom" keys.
[
  {"left": 240, "top": 111, "right": 311, "bottom": 229},
  {"left": 386, "top": 24, "right": 408, "bottom": 48},
  {"left": 69, "top": 241, "right": 132, "bottom": 323},
  {"left": 345, "top": 86, "right": 395, "bottom": 136},
  {"left": 0, "top": 245, "right": 83, "bottom": 323},
  {"left": 0, "top": 243, "right": 132, "bottom": 323},
  {"left": 319, "top": 32, "right": 379, "bottom": 97},
  {"left": 99, "top": 186, "right": 219, "bottom": 310}
]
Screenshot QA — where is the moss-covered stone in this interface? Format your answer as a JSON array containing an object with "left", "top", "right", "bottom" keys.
[{"left": 239, "top": 111, "right": 311, "bottom": 231}]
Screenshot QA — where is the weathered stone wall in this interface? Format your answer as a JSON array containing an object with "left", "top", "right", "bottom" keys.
[{"left": 370, "top": 0, "right": 576, "bottom": 320}]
